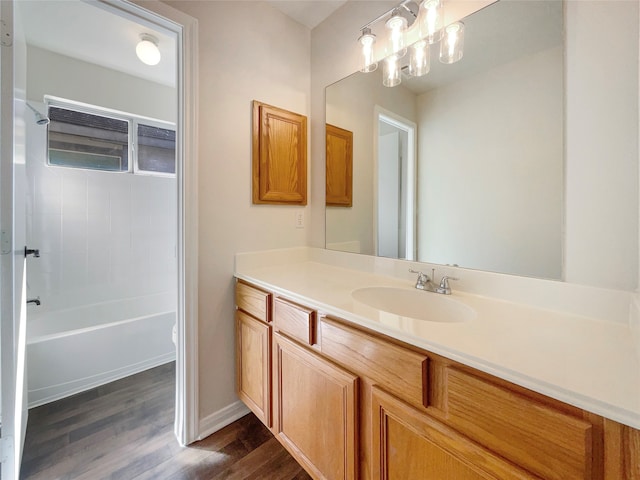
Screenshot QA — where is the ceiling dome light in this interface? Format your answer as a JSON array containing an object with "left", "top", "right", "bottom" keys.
[{"left": 136, "top": 33, "right": 161, "bottom": 66}]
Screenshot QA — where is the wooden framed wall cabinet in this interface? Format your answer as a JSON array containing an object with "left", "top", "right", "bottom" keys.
[
  {"left": 252, "top": 101, "right": 307, "bottom": 205},
  {"left": 325, "top": 124, "right": 353, "bottom": 207}
]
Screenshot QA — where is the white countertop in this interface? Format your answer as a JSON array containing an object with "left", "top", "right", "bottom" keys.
[{"left": 235, "top": 256, "right": 640, "bottom": 430}]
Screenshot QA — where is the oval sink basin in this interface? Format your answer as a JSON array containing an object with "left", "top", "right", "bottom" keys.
[{"left": 351, "top": 287, "right": 475, "bottom": 323}]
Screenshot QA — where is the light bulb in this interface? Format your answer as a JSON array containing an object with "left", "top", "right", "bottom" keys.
[
  {"left": 419, "top": 0, "right": 443, "bottom": 45},
  {"left": 385, "top": 9, "right": 408, "bottom": 58},
  {"left": 383, "top": 55, "right": 401, "bottom": 87},
  {"left": 136, "top": 34, "right": 161, "bottom": 66},
  {"left": 358, "top": 28, "right": 378, "bottom": 73},
  {"left": 409, "top": 40, "right": 430, "bottom": 77},
  {"left": 440, "top": 22, "right": 465, "bottom": 64}
]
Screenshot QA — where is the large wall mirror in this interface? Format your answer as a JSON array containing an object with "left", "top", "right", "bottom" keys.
[{"left": 326, "top": 0, "right": 565, "bottom": 280}]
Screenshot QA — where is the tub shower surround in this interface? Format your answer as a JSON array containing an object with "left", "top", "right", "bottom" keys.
[
  {"left": 24, "top": 112, "right": 177, "bottom": 406},
  {"left": 26, "top": 293, "right": 176, "bottom": 407}
]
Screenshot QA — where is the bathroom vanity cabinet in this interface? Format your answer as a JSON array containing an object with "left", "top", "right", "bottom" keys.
[
  {"left": 235, "top": 281, "right": 272, "bottom": 427},
  {"left": 235, "top": 280, "right": 640, "bottom": 480}
]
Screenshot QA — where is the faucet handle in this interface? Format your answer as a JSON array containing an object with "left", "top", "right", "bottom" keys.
[
  {"left": 437, "top": 276, "right": 458, "bottom": 294},
  {"left": 409, "top": 268, "right": 429, "bottom": 280},
  {"left": 439, "top": 276, "right": 458, "bottom": 288},
  {"left": 409, "top": 269, "right": 429, "bottom": 289}
]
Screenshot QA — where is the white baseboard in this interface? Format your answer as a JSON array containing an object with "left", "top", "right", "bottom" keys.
[
  {"left": 631, "top": 294, "right": 640, "bottom": 364},
  {"left": 197, "top": 400, "right": 251, "bottom": 441}
]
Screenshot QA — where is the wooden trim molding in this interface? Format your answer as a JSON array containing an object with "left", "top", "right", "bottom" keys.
[{"left": 252, "top": 101, "right": 307, "bottom": 205}]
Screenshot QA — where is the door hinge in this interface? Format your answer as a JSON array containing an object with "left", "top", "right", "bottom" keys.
[
  {"left": 1, "top": 230, "right": 11, "bottom": 254},
  {"left": 0, "top": 434, "right": 13, "bottom": 463},
  {"left": 1, "top": 19, "right": 12, "bottom": 47}
]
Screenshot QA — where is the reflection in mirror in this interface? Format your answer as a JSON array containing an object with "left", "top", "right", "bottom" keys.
[{"left": 326, "top": 0, "right": 564, "bottom": 280}]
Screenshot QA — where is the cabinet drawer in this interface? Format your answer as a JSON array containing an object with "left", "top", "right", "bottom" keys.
[
  {"left": 320, "top": 317, "right": 428, "bottom": 409},
  {"left": 236, "top": 281, "right": 271, "bottom": 322},
  {"left": 274, "top": 297, "right": 316, "bottom": 345},
  {"left": 445, "top": 367, "right": 593, "bottom": 480}
]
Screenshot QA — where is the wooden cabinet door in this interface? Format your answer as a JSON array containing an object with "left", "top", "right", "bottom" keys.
[
  {"left": 326, "top": 124, "right": 353, "bottom": 207},
  {"left": 236, "top": 310, "right": 271, "bottom": 427},
  {"left": 371, "top": 387, "right": 538, "bottom": 480},
  {"left": 274, "top": 333, "right": 358, "bottom": 480},
  {"left": 252, "top": 100, "right": 307, "bottom": 205}
]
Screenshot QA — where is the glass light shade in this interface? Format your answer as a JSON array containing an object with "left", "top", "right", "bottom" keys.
[
  {"left": 383, "top": 55, "right": 401, "bottom": 87},
  {"left": 358, "top": 28, "right": 378, "bottom": 73},
  {"left": 418, "top": 0, "right": 443, "bottom": 45},
  {"left": 409, "top": 40, "right": 430, "bottom": 77},
  {"left": 440, "top": 22, "right": 465, "bottom": 64},
  {"left": 385, "top": 10, "right": 408, "bottom": 58},
  {"left": 136, "top": 34, "right": 161, "bottom": 66}
]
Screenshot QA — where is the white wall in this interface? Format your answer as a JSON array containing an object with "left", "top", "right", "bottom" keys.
[
  {"left": 565, "top": 1, "right": 638, "bottom": 291},
  {"left": 417, "top": 46, "right": 563, "bottom": 279},
  {"left": 25, "top": 48, "right": 177, "bottom": 313},
  {"left": 326, "top": 70, "right": 416, "bottom": 255},
  {"left": 27, "top": 46, "right": 176, "bottom": 122},
  {"left": 314, "top": 1, "right": 639, "bottom": 291},
  {"left": 165, "top": 0, "right": 311, "bottom": 425}
]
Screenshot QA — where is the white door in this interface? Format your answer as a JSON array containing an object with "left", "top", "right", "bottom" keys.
[
  {"left": 375, "top": 110, "right": 417, "bottom": 261},
  {"left": 377, "top": 131, "right": 401, "bottom": 258},
  {"left": 0, "top": 1, "right": 29, "bottom": 478}
]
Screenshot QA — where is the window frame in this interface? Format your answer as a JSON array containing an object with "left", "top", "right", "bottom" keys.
[{"left": 45, "top": 95, "right": 176, "bottom": 177}]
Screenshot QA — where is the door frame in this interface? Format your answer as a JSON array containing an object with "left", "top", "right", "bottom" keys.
[
  {"left": 0, "top": 1, "right": 29, "bottom": 477},
  {"left": 98, "top": 0, "right": 200, "bottom": 446},
  {"left": 373, "top": 105, "right": 417, "bottom": 261}
]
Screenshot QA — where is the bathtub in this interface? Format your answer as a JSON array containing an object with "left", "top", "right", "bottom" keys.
[{"left": 26, "top": 293, "right": 176, "bottom": 408}]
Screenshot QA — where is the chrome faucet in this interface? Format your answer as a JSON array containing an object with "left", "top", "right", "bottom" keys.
[
  {"left": 409, "top": 269, "right": 458, "bottom": 295},
  {"left": 435, "top": 276, "right": 457, "bottom": 295},
  {"left": 409, "top": 269, "right": 431, "bottom": 290}
]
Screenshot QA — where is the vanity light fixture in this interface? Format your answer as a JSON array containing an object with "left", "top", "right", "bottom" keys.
[
  {"left": 359, "top": 27, "right": 378, "bottom": 73},
  {"left": 357, "top": 0, "right": 465, "bottom": 88},
  {"left": 409, "top": 40, "right": 430, "bottom": 77},
  {"left": 418, "top": 0, "right": 444, "bottom": 44},
  {"left": 136, "top": 33, "right": 161, "bottom": 66},
  {"left": 440, "top": 21, "right": 464, "bottom": 64},
  {"left": 385, "top": 8, "right": 409, "bottom": 58},
  {"left": 383, "top": 54, "right": 402, "bottom": 87}
]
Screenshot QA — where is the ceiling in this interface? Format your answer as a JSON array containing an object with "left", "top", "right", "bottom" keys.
[
  {"left": 17, "top": 0, "right": 177, "bottom": 87},
  {"left": 267, "top": 0, "right": 347, "bottom": 29}
]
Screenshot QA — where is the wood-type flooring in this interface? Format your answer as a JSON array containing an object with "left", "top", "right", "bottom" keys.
[{"left": 20, "top": 362, "right": 310, "bottom": 480}]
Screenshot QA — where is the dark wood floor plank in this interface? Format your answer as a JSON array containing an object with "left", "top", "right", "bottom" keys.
[
  {"left": 211, "top": 438, "right": 308, "bottom": 480},
  {"left": 20, "top": 362, "right": 311, "bottom": 480}
]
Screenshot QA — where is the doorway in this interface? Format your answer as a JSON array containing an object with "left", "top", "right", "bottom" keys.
[
  {"left": 375, "top": 108, "right": 417, "bottom": 261},
  {"left": 1, "top": 1, "right": 197, "bottom": 477}
]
